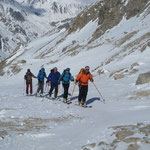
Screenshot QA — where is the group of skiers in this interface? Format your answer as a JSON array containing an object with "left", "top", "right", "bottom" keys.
[{"left": 24, "top": 66, "right": 93, "bottom": 106}]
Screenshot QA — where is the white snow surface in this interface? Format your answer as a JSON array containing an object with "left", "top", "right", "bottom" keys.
[
  {"left": 0, "top": 66, "right": 150, "bottom": 150},
  {"left": 0, "top": 1, "right": 150, "bottom": 150}
]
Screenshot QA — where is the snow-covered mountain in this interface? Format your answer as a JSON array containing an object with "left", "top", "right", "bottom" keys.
[
  {"left": 1, "top": 0, "right": 150, "bottom": 149},
  {"left": 2, "top": 0, "right": 149, "bottom": 78},
  {"left": 0, "top": 0, "right": 95, "bottom": 62}
]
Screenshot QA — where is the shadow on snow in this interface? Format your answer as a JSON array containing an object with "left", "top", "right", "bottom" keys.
[{"left": 86, "top": 97, "right": 100, "bottom": 105}]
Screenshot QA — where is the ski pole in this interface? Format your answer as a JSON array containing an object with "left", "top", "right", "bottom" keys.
[
  {"left": 45, "top": 82, "right": 47, "bottom": 92},
  {"left": 92, "top": 82, "right": 105, "bottom": 101},
  {"left": 23, "top": 80, "right": 26, "bottom": 95},
  {"left": 69, "top": 83, "right": 76, "bottom": 101},
  {"left": 56, "top": 84, "right": 60, "bottom": 100}
]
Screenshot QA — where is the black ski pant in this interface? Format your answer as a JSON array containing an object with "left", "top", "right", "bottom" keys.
[
  {"left": 49, "top": 83, "right": 58, "bottom": 98},
  {"left": 37, "top": 81, "right": 44, "bottom": 94},
  {"left": 78, "top": 85, "right": 88, "bottom": 103},
  {"left": 62, "top": 83, "right": 69, "bottom": 99}
]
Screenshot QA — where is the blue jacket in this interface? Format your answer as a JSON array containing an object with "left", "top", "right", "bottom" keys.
[
  {"left": 59, "top": 71, "right": 74, "bottom": 84},
  {"left": 48, "top": 71, "right": 60, "bottom": 84},
  {"left": 37, "top": 70, "right": 47, "bottom": 82}
]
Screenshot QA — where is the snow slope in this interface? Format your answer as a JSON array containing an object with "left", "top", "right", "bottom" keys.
[{"left": 0, "top": 0, "right": 150, "bottom": 149}]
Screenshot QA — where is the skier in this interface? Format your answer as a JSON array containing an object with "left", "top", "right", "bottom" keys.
[
  {"left": 24, "top": 69, "right": 36, "bottom": 95},
  {"left": 59, "top": 68, "right": 74, "bottom": 103},
  {"left": 47, "top": 67, "right": 60, "bottom": 99},
  {"left": 36, "top": 68, "right": 47, "bottom": 95},
  {"left": 75, "top": 66, "right": 93, "bottom": 106}
]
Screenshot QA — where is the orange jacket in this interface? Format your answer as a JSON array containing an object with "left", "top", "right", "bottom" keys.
[{"left": 76, "top": 71, "right": 93, "bottom": 86}]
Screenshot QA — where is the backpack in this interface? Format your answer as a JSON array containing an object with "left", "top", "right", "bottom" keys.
[
  {"left": 78, "top": 68, "right": 91, "bottom": 85},
  {"left": 39, "top": 70, "right": 46, "bottom": 79},
  {"left": 78, "top": 68, "right": 85, "bottom": 75},
  {"left": 60, "top": 70, "right": 71, "bottom": 81},
  {"left": 25, "top": 72, "right": 32, "bottom": 82}
]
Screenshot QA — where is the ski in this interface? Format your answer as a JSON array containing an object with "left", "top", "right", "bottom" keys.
[
  {"left": 25, "top": 94, "right": 35, "bottom": 96},
  {"left": 45, "top": 95, "right": 61, "bottom": 101},
  {"left": 35, "top": 93, "right": 49, "bottom": 98},
  {"left": 75, "top": 104, "right": 92, "bottom": 108},
  {"left": 63, "top": 101, "right": 72, "bottom": 104}
]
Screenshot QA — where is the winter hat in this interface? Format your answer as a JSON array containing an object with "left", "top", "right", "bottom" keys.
[
  {"left": 41, "top": 68, "right": 45, "bottom": 71},
  {"left": 66, "top": 68, "right": 70, "bottom": 71},
  {"left": 54, "top": 67, "right": 57, "bottom": 70},
  {"left": 85, "top": 66, "right": 90, "bottom": 70},
  {"left": 27, "top": 69, "right": 30, "bottom": 72}
]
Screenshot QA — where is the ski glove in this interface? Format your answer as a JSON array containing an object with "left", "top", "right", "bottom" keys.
[
  {"left": 75, "top": 80, "right": 78, "bottom": 85},
  {"left": 90, "top": 79, "right": 94, "bottom": 82}
]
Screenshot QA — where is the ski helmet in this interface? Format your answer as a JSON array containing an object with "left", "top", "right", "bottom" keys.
[
  {"left": 66, "top": 68, "right": 70, "bottom": 71},
  {"left": 41, "top": 68, "right": 45, "bottom": 71},
  {"left": 54, "top": 67, "right": 57, "bottom": 70},
  {"left": 85, "top": 66, "right": 90, "bottom": 70}
]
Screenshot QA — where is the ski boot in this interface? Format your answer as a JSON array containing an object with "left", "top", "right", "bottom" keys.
[{"left": 63, "top": 98, "right": 67, "bottom": 103}]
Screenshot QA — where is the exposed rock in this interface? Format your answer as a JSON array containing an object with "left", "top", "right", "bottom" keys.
[
  {"left": 123, "top": 137, "right": 142, "bottom": 143},
  {"left": 139, "top": 125, "right": 150, "bottom": 135},
  {"left": 14, "top": 25, "right": 26, "bottom": 35},
  {"left": 110, "top": 68, "right": 127, "bottom": 77},
  {"left": 82, "top": 123, "right": 150, "bottom": 150},
  {"left": 125, "top": 0, "right": 149, "bottom": 19},
  {"left": 68, "top": 0, "right": 149, "bottom": 42},
  {"left": 127, "top": 143, "right": 139, "bottom": 150},
  {"left": 9, "top": 8, "right": 25, "bottom": 22},
  {"left": 143, "top": 137, "right": 150, "bottom": 144},
  {"left": 97, "top": 69, "right": 105, "bottom": 75},
  {"left": 129, "top": 69, "right": 138, "bottom": 75},
  {"left": 130, "top": 62, "right": 139, "bottom": 70},
  {"left": 128, "top": 90, "right": 150, "bottom": 99},
  {"left": 0, "top": 115, "right": 81, "bottom": 138},
  {"left": 18, "top": 59, "right": 26, "bottom": 64},
  {"left": 136, "top": 72, "right": 150, "bottom": 85},
  {"left": 10, "top": 64, "right": 22, "bottom": 75},
  {"left": 110, "top": 139, "right": 120, "bottom": 149},
  {"left": 70, "top": 51, "right": 79, "bottom": 56},
  {"left": 98, "top": 141, "right": 108, "bottom": 146},
  {"left": 0, "top": 60, "right": 6, "bottom": 76},
  {"left": 114, "top": 73, "right": 125, "bottom": 80},
  {"left": 115, "top": 130, "right": 134, "bottom": 140},
  {"left": 137, "top": 123, "right": 144, "bottom": 127},
  {"left": 136, "top": 90, "right": 150, "bottom": 97},
  {"left": 116, "top": 31, "right": 138, "bottom": 47},
  {"left": 82, "top": 143, "right": 96, "bottom": 150},
  {"left": 82, "top": 148, "right": 90, "bottom": 150},
  {"left": 58, "top": 22, "right": 70, "bottom": 30},
  {"left": 0, "top": 130, "right": 8, "bottom": 138}
]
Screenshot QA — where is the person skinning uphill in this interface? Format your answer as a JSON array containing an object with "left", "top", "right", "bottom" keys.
[
  {"left": 75, "top": 66, "right": 93, "bottom": 106},
  {"left": 36, "top": 68, "right": 47, "bottom": 96},
  {"left": 59, "top": 68, "right": 74, "bottom": 103},
  {"left": 24, "top": 69, "right": 36, "bottom": 95},
  {"left": 47, "top": 67, "right": 60, "bottom": 99}
]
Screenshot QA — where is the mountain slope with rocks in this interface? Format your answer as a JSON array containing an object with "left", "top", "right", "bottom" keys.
[{"left": 0, "top": 0, "right": 150, "bottom": 150}]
